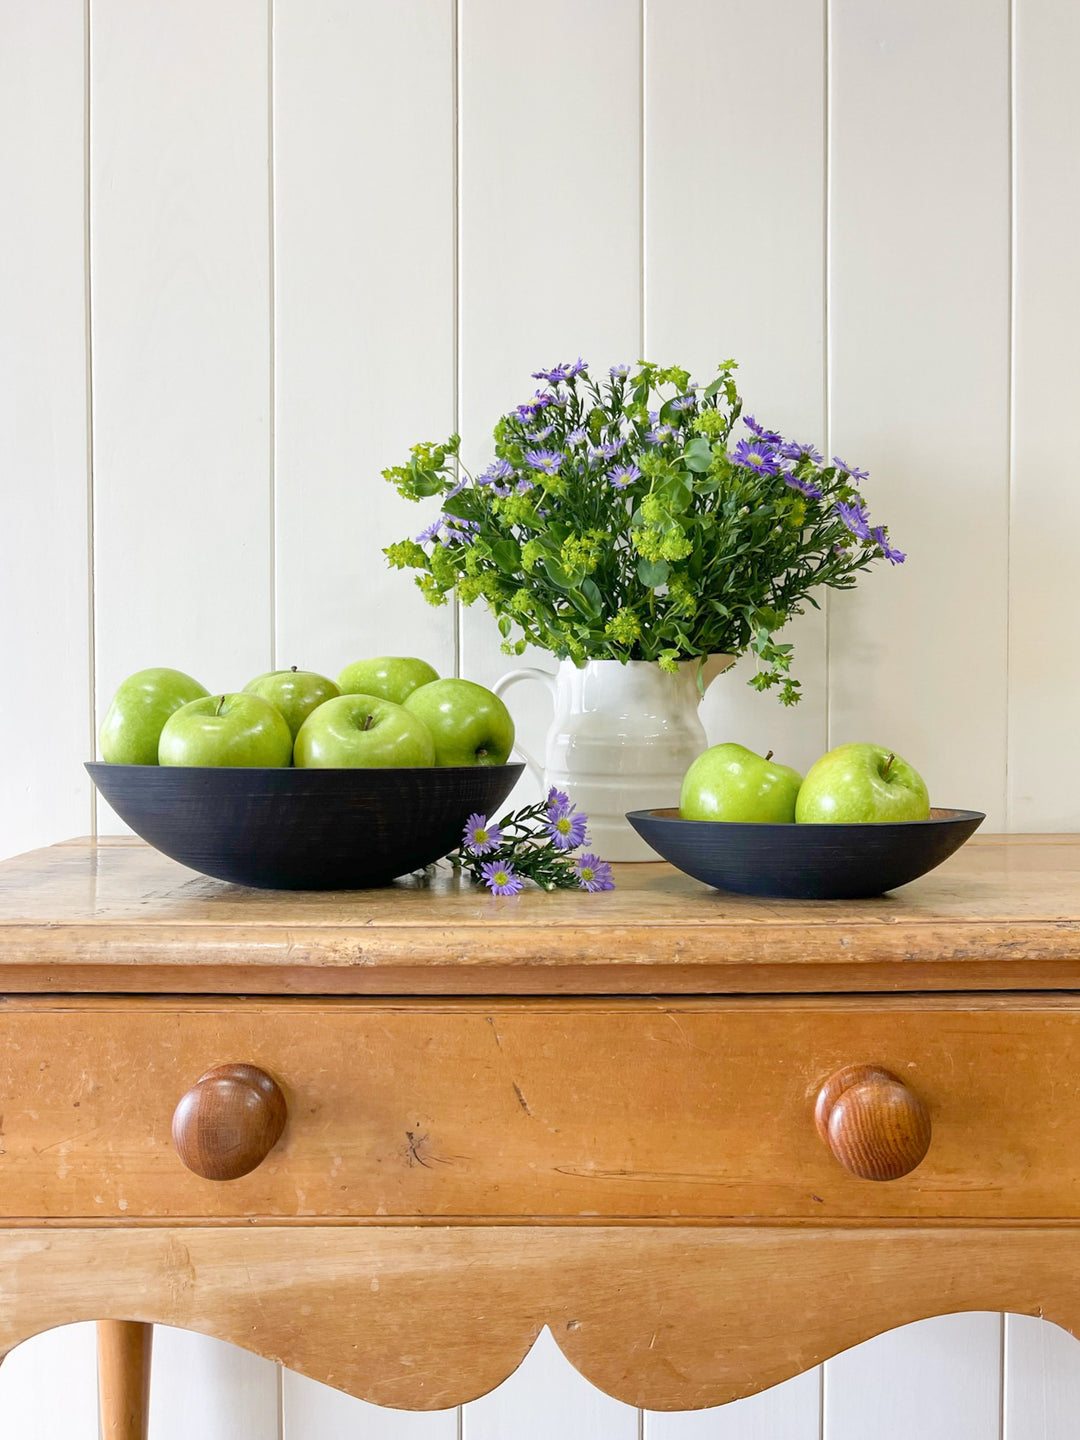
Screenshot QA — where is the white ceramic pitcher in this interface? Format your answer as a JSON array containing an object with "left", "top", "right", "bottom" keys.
[{"left": 494, "top": 655, "right": 734, "bottom": 862}]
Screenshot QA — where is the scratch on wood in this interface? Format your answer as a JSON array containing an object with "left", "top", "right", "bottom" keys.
[
  {"left": 485, "top": 1016, "right": 503, "bottom": 1049},
  {"left": 512, "top": 1081, "right": 533, "bottom": 1117}
]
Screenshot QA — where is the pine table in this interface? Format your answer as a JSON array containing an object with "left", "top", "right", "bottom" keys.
[{"left": 1, "top": 834, "right": 1079, "bottom": 1436}]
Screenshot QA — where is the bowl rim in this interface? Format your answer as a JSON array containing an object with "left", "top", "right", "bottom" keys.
[
  {"left": 85, "top": 760, "right": 526, "bottom": 776},
  {"left": 626, "top": 805, "right": 986, "bottom": 830}
]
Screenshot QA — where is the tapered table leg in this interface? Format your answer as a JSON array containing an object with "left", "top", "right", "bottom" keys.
[{"left": 97, "top": 1321, "right": 153, "bottom": 1440}]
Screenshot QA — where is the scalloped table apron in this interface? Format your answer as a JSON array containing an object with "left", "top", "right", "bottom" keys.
[{"left": 2, "top": 834, "right": 1080, "bottom": 1436}]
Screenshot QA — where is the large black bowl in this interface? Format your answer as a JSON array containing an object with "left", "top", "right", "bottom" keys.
[
  {"left": 626, "top": 806, "right": 985, "bottom": 899},
  {"left": 87, "top": 762, "right": 524, "bottom": 890}
]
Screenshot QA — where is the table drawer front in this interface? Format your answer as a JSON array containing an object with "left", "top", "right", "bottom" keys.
[{"left": 1, "top": 998, "right": 1076, "bottom": 1220}]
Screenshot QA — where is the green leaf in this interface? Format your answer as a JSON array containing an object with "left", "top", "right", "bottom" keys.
[
  {"left": 440, "top": 490, "right": 478, "bottom": 520},
  {"left": 498, "top": 614, "right": 512, "bottom": 638},
  {"left": 410, "top": 469, "right": 446, "bottom": 498},
  {"left": 682, "top": 436, "right": 714, "bottom": 474},
  {"left": 489, "top": 538, "right": 521, "bottom": 571},
  {"left": 703, "top": 376, "right": 725, "bottom": 398},
  {"left": 637, "top": 556, "right": 670, "bottom": 587}
]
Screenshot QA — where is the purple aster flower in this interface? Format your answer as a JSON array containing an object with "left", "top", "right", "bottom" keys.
[
  {"left": 589, "top": 440, "right": 622, "bottom": 462},
  {"left": 515, "top": 477, "right": 535, "bottom": 493},
  {"left": 415, "top": 519, "right": 444, "bottom": 545},
  {"left": 575, "top": 854, "right": 615, "bottom": 892},
  {"left": 528, "top": 425, "right": 555, "bottom": 441},
  {"left": 444, "top": 477, "right": 467, "bottom": 499},
  {"left": 744, "top": 415, "right": 783, "bottom": 444},
  {"left": 610, "top": 462, "right": 642, "bottom": 489},
  {"left": 546, "top": 807, "right": 588, "bottom": 850},
  {"left": 566, "top": 357, "right": 588, "bottom": 377},
  {"left": 566, "top": 426, "right": 588, "bottom": 447},
  {"left": 835, "top": 500, "right": 872, "bottom": 541},
  {"left": 785, "top": 473, "right": 823, "bottom": 499},
  {"left": 478, "top": 459, "right": 514, "bottom": 487},
  {"left": 444, "top": 517, "right": 481, "bottom": 545},
  {"left": 609, "top": 363, "right": 631, "bottom": 378},
  {"left": 669, "top": 394, "right": 697, "bottom": 412},
  {"left": 463, "top": 813, "right": 504, "bottom": 853},
  {"left": 872, "top": 526, "right": 906, "bottom": 564},
  {"left": 780, "top": 440, "right": 824, "bottom": 465},
  {"left": 547, "top": 786, "right": 571, "bottom": 813},
  {"left": 532, "top": 363, "right": 570, "bottom": 384},
  {"left": 481, "top": 860, "right": 525, "bottom": 897},
  {"left": 645, "top": 425, "right": 676, "bottom": 444},
  {"left": 732, "top": 437, "right": 781, "bottom": 474},
  {"left": 833, "top": 456, "right": 869, "bottom": 482},
  {"left": 524, "top": 448, "right": 562, "bottom": 474}
]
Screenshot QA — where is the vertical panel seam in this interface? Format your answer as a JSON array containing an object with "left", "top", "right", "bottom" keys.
[
  {"left": 268, "top": 0, "right": 277, "bottom": 671},
  {"left": 84, "top": 0, "right": 98, "bottom": 836},
  {"left": 999, "top": 1311, "right": 1007, "bottom": 1440},
  {"left": 639, "top": 0, "right": 646, "bottom": 359},
  {"left": 1005, "top": 0, "right": 1016, "bottom": 831},
  {"left": 822, "top": 0, "right": 832, "bottom": 754},
  {"left": 276, "top": 1360, "right": 284, "bottom": 1440},
  {"left": 821, "top": 1354, "right": 828, "bottom": 1440},
  {"left": 453, "top": 0, "right": 463, "bottom": 680}
]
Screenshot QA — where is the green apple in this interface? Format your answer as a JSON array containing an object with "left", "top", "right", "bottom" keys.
[
  {"left": 158, "top": 693, "right": 293, "bottom": 768},
  {"left": 337, "top": 656, "right": 439, "bottom": 705},
  {"left": 679, "top": 743, "right": 803, "bottom": 823},
  {"left": 243, "top": 666, "right": 341, "bottom": 739},
  {"left": 795, "top": 743, "right": 930, "bottom": 823},
  {"left": 99, "top": 667, "right": 210, "bottom": 765},
  {"left": 293, "top": 694, "right": 436, "bottom": 768},
  {"left": 402, "top": 678, "right": 514, "bottom": 766}
]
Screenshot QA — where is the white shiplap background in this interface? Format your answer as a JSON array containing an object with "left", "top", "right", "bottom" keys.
[{"left": 2, "top": 0, "right": 1079, "bottom": 1435}]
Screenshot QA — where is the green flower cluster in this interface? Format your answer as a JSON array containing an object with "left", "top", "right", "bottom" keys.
[{"left": 381, "top": 359, "right": 904, "bottom": 704}]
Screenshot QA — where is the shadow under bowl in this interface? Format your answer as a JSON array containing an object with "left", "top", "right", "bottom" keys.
[
  {"left": 625, "top": 806, "right": 985, "bottom": 899},
  {"left": 86, "top": 761, "right": 525, "bottom": 890}
]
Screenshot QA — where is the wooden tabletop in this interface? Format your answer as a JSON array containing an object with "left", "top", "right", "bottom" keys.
[{"left": 0, "top": 834, "right": 1077, "bottom": 995}]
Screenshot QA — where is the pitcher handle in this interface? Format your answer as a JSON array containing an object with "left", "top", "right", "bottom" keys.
[{"left": 493, "top": 668, "right": 557, "bottom": 786}]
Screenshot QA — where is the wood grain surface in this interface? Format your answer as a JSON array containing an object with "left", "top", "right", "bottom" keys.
[
  {"left": 3, "top": 995, "right": 1080, "bottom": 1221},
  {"left": 0, "top": 836, "right": 1078, "bottom": 994},
  {"left": 3, "top": 1224, "right": 1080, "bottom": 1412}
]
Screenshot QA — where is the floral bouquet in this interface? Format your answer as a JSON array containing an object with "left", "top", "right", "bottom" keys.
[
  {"left": 383, "top": 358, "right": 903, "bottom": 705},
  {"left": 452, "top": 788, "right": 614, "bottom": 895}
]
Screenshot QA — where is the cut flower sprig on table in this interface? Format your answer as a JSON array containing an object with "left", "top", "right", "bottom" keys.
[
  {"left": 384, "top": 358, "right": 904, "bottom": 705},
  {"left": 452, "top": 789, "right": 615, "bottom": 895}
]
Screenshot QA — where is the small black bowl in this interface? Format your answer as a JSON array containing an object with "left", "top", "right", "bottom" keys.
[
  {"left": 626, "top": 806, "right": 985, "bottom": 899},
  {"left": 87, "top": 762, "right": 524, "bottom": 890}
]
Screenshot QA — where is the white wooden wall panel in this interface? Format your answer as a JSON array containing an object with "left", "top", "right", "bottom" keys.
[
  {"left": 1005, "top": 1315, "right": 1080, "bottom": 1440},
  {"left": 826, "top": 0, "right": 1011, "bottom": 829},
  {"left": 0, "top": 1325, "right": 98, "bottom": 1440},
  {"left": 1008, "top": 0, "right": 1080, "bottom": 830},
  {"left": 645, "top": 0, "right": 828, "bottom": 778},
  {"left": 148, "top": 1326, "right": 280, "bottom": 1440},
  {"left": 646, "top": 1369, "right": 821, "bottom": 1440},
  {"left": 272, "top": 0, "right": 457, "bottom": 685},
  {"left": 462, "top": 1327, "right": 638, "bottom": 1440},
  {"left": 0, "top": 0, "right": 91, "bottom": 858},
  {"left": 283, "top": 1370, "right": 458, "bottom": 1440},
  {"left": 90, "top": 0, "right": 273, "bottom": 820},
  {"left": 824, "top": 1314, "right": 1002, "bottom": 1440},
  {"left": 457, "top": 0, "right": 643, "bottom": 803}
]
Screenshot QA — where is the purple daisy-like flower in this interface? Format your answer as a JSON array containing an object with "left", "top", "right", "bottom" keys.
[
  {"left": 780, "top": 440, "right": 824, "bottom": 465},
  {"left": 566, "top": 426, "right": 588, "bottom": 447},
  {"left": 609, "top": 362, "right": 631, "bottom": 378},
  {"left": 575, "top": 854, "right": 615, "bottom": 892},
  {"left": 532, "top": 363, "right": 570, "bottom": 384},
  {"left": 589, "top": 440, "right": 622, "bottom": 462},
  {"left": 523, "top": 448, "right": 562, "bottom": 474},
  {"left": 566, "top": 357, "right": 588, "bottom": 377},
  {"left": 732, "top": 437, "right": 781, "bottom": 474},
  {"left": 546, "top": 807, "right": 588, "bottom": 851},
  {"left": 528, "top": 424, "right": 555, "bottom": 441},
  {"left": 478, "top": 459, "right": 514, "bottom": 487},
  {"left": 785, "top": 473, "right": 823, "bottom": 500},
  {"left": 547, "top": 786, "right": 571, "bottom": 813},
  {"left": 833, "top": 456, "right": 870, "bottom": 482},
  {"left": 444, "top": 517, "right": 481, "bottom": 545},
  {"left": 835, "top": 500, "right": 872, "bottom": 541},
  {"left": 415, "top": 519, "right": 444, "bottom": 545},
  {"left": 744, "top": 415, "right": 783, "bottom": 444},
  {"left": 463, "top": 812, "right": 504, "bottom": 853},
  {"left": 515, "top": 477, "right": 535, "bottom": 493},
  {"left": 481, "top": 860, "right": 525, "bottom": 897},
  {"left": 645, "top": 424, "right": 676, "bottom": 444},
  {"left": 444, "top": 477, "right": 467, "bottom": 499},
  {"left": 610, "top": 462, "right": 642, "bottom": 489},
  {"left": 669, "top": 393, "right": 697, "bottom": 412},
  {"left": 872, "top": 526, "right": 906, "bottom": 564}
]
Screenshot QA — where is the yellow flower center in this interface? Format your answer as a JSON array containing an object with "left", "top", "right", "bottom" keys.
[
  {"left": 580, "top": 866, "right": 595, "bottom": 881},
  {"left": 555, "top": 816, "right": 571, "bottom": 835},
  {"left": 494, "top": 870, "right": 509, "bottom": 886}
]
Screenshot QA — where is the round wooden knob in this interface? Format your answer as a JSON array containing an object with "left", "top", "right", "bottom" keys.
[
  {"left": 172, "top": 1064, "right": 287, "bottom": 1181},
  {"left": 814, "top": 1064, "right": 931, "bottom": 1181}
]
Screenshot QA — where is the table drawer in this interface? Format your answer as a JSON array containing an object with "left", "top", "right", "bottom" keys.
[{"left": 1, "top": 996, "right": 1077, "bottom": 1221}]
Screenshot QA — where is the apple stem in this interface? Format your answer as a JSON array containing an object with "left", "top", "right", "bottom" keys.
[
  {"left": 883, "top": 752, "right": 895, "bottom": 778},
  {"left": 215, "top": 695, "right": 226, "bottom": 717},
  {"left": 765, "top": 750, "right": 774, "bottom": 762},
  {"left": 290, "top": 665, "right": 298, "bottom": 673},
  {"left": 362, "top": 713, "right": 375, "bottom": 732}
]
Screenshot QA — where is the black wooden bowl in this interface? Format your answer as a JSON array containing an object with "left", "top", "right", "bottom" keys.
[
  {"left": 86, "top": 762, "right": 524, "bottom": 890},
  {"left": 626, "top": 806, "right": 985, "bottom": 899}
]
